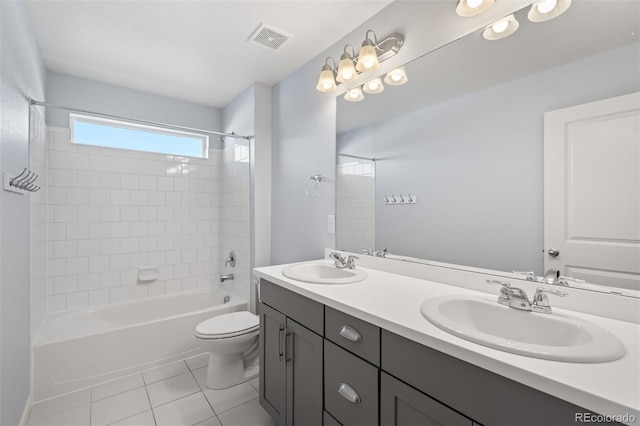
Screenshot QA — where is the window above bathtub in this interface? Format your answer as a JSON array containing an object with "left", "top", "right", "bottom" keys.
[{"left": 70, "top": 113, "right": 209, "bottom": 159}]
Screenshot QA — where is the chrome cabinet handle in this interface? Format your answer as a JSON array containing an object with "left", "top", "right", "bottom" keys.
[
  {"left": 278, "top": 326, "right": 285, "bottom": 363},
  {"left": 337, "top": 383, "right": 361, "bottom": 404},
  {"left": 284, "top": 329, "right": 292, "bottom": 363},
  {"left": 338, "top": 325, "right": 362, "bottom": 342}
]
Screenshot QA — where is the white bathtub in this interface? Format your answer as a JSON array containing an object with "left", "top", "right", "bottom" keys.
[{"left": 33, "top": 290, "right": 246, "bottom": 401}]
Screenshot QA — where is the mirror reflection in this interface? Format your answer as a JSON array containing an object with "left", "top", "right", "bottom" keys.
[{"left": 336, "top": 1, "right": 639, "bottom": 293}]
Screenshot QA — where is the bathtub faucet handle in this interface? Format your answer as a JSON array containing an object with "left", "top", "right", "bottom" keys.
[{"left": 225, "top": 251, "right": 236, "bottom": 268}]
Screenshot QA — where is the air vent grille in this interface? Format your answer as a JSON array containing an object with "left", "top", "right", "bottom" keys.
[{"left": 249, "top": 24, "right": 290, "bottom": 51}]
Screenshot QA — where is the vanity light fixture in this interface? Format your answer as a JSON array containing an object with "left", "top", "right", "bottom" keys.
[
  {"left": 456, "top": 0, "right": 495, "bottom": 17},
  {"left": 528, "top": 0, "right": 571, "bottom": 22},
  {"left": 362, "top": 77, "right": 384, "bottom": 94},
  {"left": 315, "top": 30, "right": 404, "bottom": 92},
  {"left": 483, "top": 14, "right": 520, "bottom": 40},
  {"left": 356, "top": 30, "right": 381, "bottom": 72},
  {"left": 336, "top": 45, "right": 358, "bottom": 83},
  {"left": 344, "top": 87, "right": 365, "bottom": 102},
  {"left": 384, "top": 66, "right": 408, "bottom": 86},
  {"left": 316, "top": 58, "right": 337, "bottom": 92}
]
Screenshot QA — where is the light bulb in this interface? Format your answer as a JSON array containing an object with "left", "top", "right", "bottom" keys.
[
  {"left": 467, "top": 0, "right": 483, "bottom": 8},
  {"left": 343, "top": 71, "right": 354, "bottom": 80},
  {"left": 391, "top": 73, "right": 402, "bottom": 82},
  {"left": 537, "top": 0, "right": 557, "bottom": 14},
  {"left": 322, "top": 82, "right": 333, "bottom": 90},
  {"left": 368, "top": 81, "right": 379, "bottom": 90},
  {"left": 492, "top": 20, "right": 509, "bottom": 33},
  {"left": 349, "top": 91, "right": 359, "bottom": 99}
]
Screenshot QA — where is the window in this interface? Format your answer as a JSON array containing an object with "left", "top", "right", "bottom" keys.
[{"left": 70, "top": 113, "right": 209, "bottom": 158}]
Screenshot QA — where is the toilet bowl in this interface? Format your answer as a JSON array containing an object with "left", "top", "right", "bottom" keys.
[{"left": 195, "top": 311, "right": 260, "bottom": 389}]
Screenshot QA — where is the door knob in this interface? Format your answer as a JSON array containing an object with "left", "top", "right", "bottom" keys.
[{"left": 548, "top": 249, "right": 560, "bottom": 257}]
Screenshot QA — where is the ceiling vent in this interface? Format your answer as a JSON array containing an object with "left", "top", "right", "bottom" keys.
[{"left": 249, "top": 24, "right": 290, "bottom": 51}]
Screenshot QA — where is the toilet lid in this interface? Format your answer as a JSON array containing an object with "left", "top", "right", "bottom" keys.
[{"left": 196, "top": 311, "right": 259, "bottom": 337}]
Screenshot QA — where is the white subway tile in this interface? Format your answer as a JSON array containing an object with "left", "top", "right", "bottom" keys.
[
  {"left": 130, "top": 284, "right": 149, "bottom": 300},
  {"left": 157, "top": 236, "right": 174, "bottom": 251},
  {"left": 66, "top": 152, "right": 89, "bottom": 170},
  {"left": 48, "top": 294, "right": 67, "bottom": 312},
  {"left": 89, "top": 155, "right": 111, "bottom": 172},
  {"left": 147, "top": 281, "right": 166, "bottom": 297},
  {"left": 130, "top": 253, "right": 149, "bottom": 268},
  {"left": 148, "top": 221, "right": 165, "bottom": 236},
  {"left": 66, "top": 292, "right": 89, "bottom": 310},
  {"left": 77, "top": 273, "right": 100, "bottom": 291},
  {"left": 110, "top": 286, "right": 130, "bottom": 303},
  {"left": 148, "top": 251, "right": 166, "bottom": 265},
  {"left": 174, "top": 178, "right": 189, "bottom": 192},
  {"left": 48, "top": 150, "right": 66, "bottom": 168},
  {"left": 174, "top": 264, "right": 189, "bottom": 279},
  {"left": 110, "top": 254, "right": 130, "bottom": 271},
  {"left": 100, "top": 172, "right": 121, "bottom": 189},
  {"left": 110, "top": 157, "right": 130, "bottom": 173},
  {"left": 157, "top": 177, "right": 174, "bottom": 192},
  {"left": 50, "top": 258, "right": 66, "bottom": 277},
  {"left": 182, "top": 249, "right": 197, "bottom": 264},
  {"left": 67, "top": 257, "right": 89, "bottom": 275},
  {"left": 121, "top": 174, "right": 140, "bottom": 190},
  {"left": 100, "top": 239, "right": 121, "bottom": 255},
  {"left": 129, "top": 159, "right": 149, "bottom": 175},
  {"left": 54, "top": 275, "right": 78, "bottom": 294},
  {"left": 120, "top": 269, "right": 138, "bottom": 285},
  {"left": 49, "top": 187, "right": 67, "bottom": 205},
  {"left": 54, "top": 240, "right": 78, "bottom": 258},
  {"left": 89, "top": 223, "right": 110, "bottom": 239},
  {"left": 139, "top": 175, "right": 158, "bottom": 191},
  {"left": 156, "top": 207, "right": 173, "bottom": 221},
  {"left": 159, "top": 265, "right": 174, "bottom": 280},
  {"left": 48, "top": 223, "right": 66, "bottom": 241},
  {"left": 148, "top": 161, "right": 166, "bottom": 176},
  {"left": 166, "top": 280, "right": 182, "bottom": 294},
  {"left": 166, "top": 222, "right": 182, "bottom": 235},
  {"left": 78, "top": 170, "right": 100, "bottom": 188},
  {"left": 110, "top": 222, "right": 130, "bottom": 238},
  {"left": 111, "top": 190, "right": 130, "bottom": 206},
  {"left": 138, "top": 237, "right": 157, "bottom": 252},
  {"left": 120, "top": 238, "right": 140, "bottom": 254},
  {"left": 67, "top": 223, "right": 89, "bottom": 240},
  {"left": 99, "top": 271, "right": 121, "bottom": 288},
  {"left": 148, "top": 192, "right": 165, "bottom": 206},
  {"left": 89, "top": 255, "right": 110, "bottom": 273},
  {"left": 89, "top": 289, "right": 110, "bottom": 306},
  {"left": 53, "top": 205, "right": 78, "bottom": 222},
  {"left": 130, "top": 190, "right": 149, "bottom": 206},
  {"left": 166, "top": 250, "right": 182, "bottom": 265},
  {"left": 173, "top": 235, "right": 189, "bottom": 249},
  {"left": 139, "top": 206, "right": 157, "bottom": 221},
  {"left": 78, "top": 205, "right": 100, "bottom": 222},
  {"left": 130, "top": 222, "right": 149, "bottom": 237}
]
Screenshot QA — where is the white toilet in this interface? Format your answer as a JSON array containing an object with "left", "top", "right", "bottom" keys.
[{"left": 195, "top": 311, "right": 260, "bottom": 389}]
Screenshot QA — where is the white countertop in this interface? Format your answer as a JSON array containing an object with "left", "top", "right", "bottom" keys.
[{"left": 254, "top": 259, "right": 640, "bottom": 424}]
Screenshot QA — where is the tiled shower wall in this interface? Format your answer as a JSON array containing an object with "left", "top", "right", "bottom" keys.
[
  {"left": 336, "top": 159, "right": 375, "bottom": 253},
  {"left": 45, "top": 127, "right": 232, "bottom": 312},
  {"left": 30, "top": 107, "right": 48, "bottom": 337},
  {"left": 219, "top": 140, "right": 251, "bottom": 302}
]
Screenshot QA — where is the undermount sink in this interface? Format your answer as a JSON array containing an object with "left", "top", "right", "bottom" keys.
[
  {"left": 421, "top": 296, "right": 626, "bottom": 362},
  {"left": 282, "top": 262, "right": 367, "bottom": 284}
]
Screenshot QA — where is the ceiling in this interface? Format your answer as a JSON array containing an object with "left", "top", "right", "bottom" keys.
[
  {"left": 337, "top": 0, "right": 640, "bottom": 133},
  {"left": 24, "top": 0, "right": 392, "bottom": 108}
]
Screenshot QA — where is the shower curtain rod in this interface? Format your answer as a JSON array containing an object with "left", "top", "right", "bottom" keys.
[
  {"left": 29, "top": 98, "right": 253, "bottom": 140},
  {"left": 338, "top": 153, "right": 376, "bottom": 161}
]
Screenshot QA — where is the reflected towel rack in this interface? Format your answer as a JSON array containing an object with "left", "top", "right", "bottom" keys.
[
  {"left": 383, "top": 193, "right": 416, "bottom": 205},
  {"left": 3, "top": 168, "right": 40, "bottom": 194}
]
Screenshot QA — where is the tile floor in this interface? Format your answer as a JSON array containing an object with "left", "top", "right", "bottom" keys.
[{"left": 27, "top": 354, "right": 276, "bottom": 426}]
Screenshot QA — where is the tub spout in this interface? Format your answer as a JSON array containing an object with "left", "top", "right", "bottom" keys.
[{"left": 220, "top": 274, "right": 234, "bottom": 282}]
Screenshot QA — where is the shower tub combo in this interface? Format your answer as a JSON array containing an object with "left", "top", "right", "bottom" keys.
[{"left": 32, "top": 289, "right": 245, "bottom": 401}]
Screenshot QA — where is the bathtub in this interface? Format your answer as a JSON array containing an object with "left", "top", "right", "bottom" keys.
[{"left": 33, "top": 290, "right": 246, "bottom": 401}]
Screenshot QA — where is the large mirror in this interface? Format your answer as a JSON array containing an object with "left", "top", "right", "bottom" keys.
[{"left": 336, "top": 1, "right": 640, "bottom": 294}]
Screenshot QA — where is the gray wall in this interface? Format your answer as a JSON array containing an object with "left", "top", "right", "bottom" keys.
[
  {"left": 337, "top": 44, "right": 640, "bottom": 274},
  {"left": 46, "top": 71, "right": 223, "bottom": 143},
  {"left": 0, "top": 1, "right": 47, "bottom": 424},
  {"left": 269, "top": 1, "right": 530, "bottom": 264}
]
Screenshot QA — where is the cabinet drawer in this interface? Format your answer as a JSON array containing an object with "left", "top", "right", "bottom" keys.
[
  {"left": 260, "top": 279, "right": 324, "bottom": 335},
  {"left": 325, "top": 306, "right": 380, "bottom": 366},
  {"left": 324, "top": 340, "right": 378, "bottom": 426}
]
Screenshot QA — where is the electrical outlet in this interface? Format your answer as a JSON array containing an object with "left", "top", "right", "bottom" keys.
[{"left": 327, "top": 214, "right": 335, "bottom": 234}]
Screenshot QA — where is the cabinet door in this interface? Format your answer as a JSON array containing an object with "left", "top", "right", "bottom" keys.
[
  {"left": 381, "top": 372, "right": 472, "bottom": 426},
  {"left": 259, "top": 303, "right": 287, "bottom": 426},
  {"left": 286, "top": 318, "right": 323, "bottom": 426}
]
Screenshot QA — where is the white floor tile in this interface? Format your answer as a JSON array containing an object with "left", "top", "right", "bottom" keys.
[
  {"left": 217, "top": 399, "right": 276, "bottom": 426},
  {"left": 110, "top": 410, "right": 156, "bottom": 426},
  {"left": 194, "top": 416, "right": 222, "bottom": 426},
  {"left": 92, "top": 373, "right": 145, "bottom": 401},
  {"left": 27, "top": 404, "right": 90, "bottom": 426},
  {"left": 29, "top": 388, "right": 91, "bottom": 421},
  {"left": 91, "top": 387, "right": 151, "bottom": 426},
  {"left": 153, "top": 392, "right": 215, "bottom": 426},
  {"left": 192, "top": 367, "right": 208, "bottom": 390},
  {"left": 146, "top": 372, "right": 200, "bottom": 408},
  {"left": 185, "top": 353, "right": 209, "bottom": 371},
  {"left": 143, "top": 360, "right": 189, "bottom": 384},
  {"left": 203, "top": 382, "right": 258, "bottom": 414}
]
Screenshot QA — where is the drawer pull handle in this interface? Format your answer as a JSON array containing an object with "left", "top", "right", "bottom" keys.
[
  {"left": 338, "top": 325, "right": 362, "bottom": 342},
  {"left": 337, "top": 383, "right": 361, "bottom": 404}
]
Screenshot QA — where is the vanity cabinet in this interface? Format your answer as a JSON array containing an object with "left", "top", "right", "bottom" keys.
[
  {"left": 259, "top": 281, "right": 324, "bottom": 426},
  {"left": 259, "top": 279, "right": 617, "bottom": 426}
]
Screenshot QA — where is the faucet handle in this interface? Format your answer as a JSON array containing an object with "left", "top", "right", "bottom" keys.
[
  {"left": 362, "top": 249, "right": 373, "bottom": 256},
  {"left": 558, "top": 276, "right": 586, "bottom": 286},
  {"left": 513, "top": 271, "right": 539, "bottom": 281},
  {"left": 532, "top": 287, "right": 568, "bottom": 314},
  {"left": 486, "top": 280, "right": 511, "bottom": 305}
]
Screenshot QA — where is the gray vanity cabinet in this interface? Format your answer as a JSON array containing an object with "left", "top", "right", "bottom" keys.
[
  {"left": 259, "top": 280, "right": 324, "bottom": 426},
  {"left": 380, "top": 372, "right": 472, "bottom": 426}
]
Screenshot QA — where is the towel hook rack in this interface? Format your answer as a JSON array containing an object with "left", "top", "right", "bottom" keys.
[{"left": 3, "top": 168, "right": 40, "bottom": 194}]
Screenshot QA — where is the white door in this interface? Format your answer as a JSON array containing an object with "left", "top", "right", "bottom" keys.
[{"left": 544, "top": 92, "right": 640, "bottom": 291}]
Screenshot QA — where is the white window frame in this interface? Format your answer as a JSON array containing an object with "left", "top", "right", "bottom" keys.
[{"left": 70, "top": 113, "right": 210, "bottom": 159}]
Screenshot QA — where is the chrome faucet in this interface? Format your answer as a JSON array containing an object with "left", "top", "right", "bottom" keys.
[
  {"left": 487, "top": 280, "right": 568, "bottom": 314},
  {"left": 362, "top": 248, "right": 389, "bottom": 257},
  {"left": 329, "top": 252, "right": 358, "bottom": 269},
  {"left": 513, "top": 271, "right": 539, "bottom": 281},
  {"left": 542, "top": 269, "right": 586, "bottom": 287},
  {"left": 220, "top": 274, "right": 234, "bottom": 282}
]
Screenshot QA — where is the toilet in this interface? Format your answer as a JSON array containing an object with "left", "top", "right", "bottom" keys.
[{"left": 195, "top": 311, "right": 260, "bottom": 389}]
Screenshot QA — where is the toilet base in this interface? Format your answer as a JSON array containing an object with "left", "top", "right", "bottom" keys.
[{"left": 205, "top": 352, "right": 259, "bottom": 390}]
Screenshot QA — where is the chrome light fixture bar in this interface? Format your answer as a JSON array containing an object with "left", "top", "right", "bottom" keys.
[{"left": 316, "top": 30, "right": 404, "bottom": 93}]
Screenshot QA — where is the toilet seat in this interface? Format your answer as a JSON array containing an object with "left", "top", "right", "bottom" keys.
[{"left": 196, "top": 311, "right": 259, "bottom": 339}]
